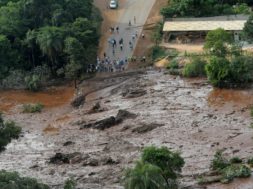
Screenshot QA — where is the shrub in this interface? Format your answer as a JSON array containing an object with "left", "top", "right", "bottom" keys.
[
  {"left": 183, "top": 57, "right": 207, "bottom": 77},
  {"left": 247, "top": 158, "right": 253, "bottom": 167},
  {"left": 205, "top": 56, "right": 231, "bottom": 87},
  {"left": 0, "top": 113, "right": 21, "bottom": 151},
  {"left": 22, "top": 103, "right": 44, "bottom": 113},
  {"left": 167, "top": 59, "right": 179, "bottom": 70},
  {"left": 64, "top": 178, "right": 76, "bottom": 189},
  {"left": 250, "top": 107, "right": 253, "bottom": 117},
  {"left": 123, "top": 160, "right": 168, "bottom": 189},
  {"left": 211, "top": 151, "right": 230, "bottom": 171},
  {"left": 141, "top": 146, "right": 185, "bottom": 181},
  {"left": 0, "top": 170, "right": 49, "bottom": 189},
  {"left": 25, "top": 74, "right": 41, "bottom": 91},
  {"left": 152, "top": 46, "right": 167, "bottom": 61},
  {"left": 221, "top": 164, "right": 251, "bottom": 183},
  {"left": 229, "top": 157, "right": 243, "bottom": 164}
]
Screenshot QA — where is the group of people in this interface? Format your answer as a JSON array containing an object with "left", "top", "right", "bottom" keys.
[
  {"left": 96, "top": 16, "right": 146, "bottom": 73},
  {"left": 96, "top": 55, "right": 127, "bottom": 72}
]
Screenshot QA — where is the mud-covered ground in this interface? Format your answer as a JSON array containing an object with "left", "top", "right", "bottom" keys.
[{"left": 1, "top": 69, "right": 253, "bottom": 189}]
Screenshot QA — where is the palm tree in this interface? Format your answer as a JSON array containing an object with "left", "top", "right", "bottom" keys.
[
  {"left": 123, "top": 161, "right": 168, "bottom": 189},
  {"left": 36, "top": 26, "right": 64, "bottom": 74}
]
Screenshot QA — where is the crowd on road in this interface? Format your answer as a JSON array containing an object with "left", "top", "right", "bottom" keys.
[{"left": 95, "top": 15, "right": 146, "bottom": 73}]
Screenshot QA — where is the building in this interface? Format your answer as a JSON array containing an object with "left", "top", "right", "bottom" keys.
[{"left": 163, "top": 15, "right": 249, "bottom": 43}]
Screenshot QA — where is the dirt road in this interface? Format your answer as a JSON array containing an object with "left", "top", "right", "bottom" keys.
[{"left": 94, "top": 0, "right": 156, "bottom": 65}]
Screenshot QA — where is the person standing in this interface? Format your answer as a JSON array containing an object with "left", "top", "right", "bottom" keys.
[{"left": 134, "top": 16, "right": 136, "bottom": 24}]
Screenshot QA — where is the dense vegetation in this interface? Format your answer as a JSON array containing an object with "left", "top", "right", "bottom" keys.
[
  {"left": 204, "top": 28, "right": 253, "bottom": 87},
  {"left": 0, "top": 113, "right": 21, "bottom": 151},
  {"left": 0, "top": 0, "right": 101, "bottom": 88},
  {"left": 161, "top": 0, "right": 252, "bottom": 18},
  {"left": 123, "top": 146, "right": 184, "bottom": 189},
  {"left": 0, "top": 170, "right": 49, "bottom": 189}
]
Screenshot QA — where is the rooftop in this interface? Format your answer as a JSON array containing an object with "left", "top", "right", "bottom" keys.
[{"left": 163, "top": 16, "right": 248, "bottom": 32}]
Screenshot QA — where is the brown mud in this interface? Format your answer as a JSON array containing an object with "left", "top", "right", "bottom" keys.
[
  {"left": 0, "top": 70, "right": 253, "bottom": 189},
  {"left": 0, "top": 86, "right": 75, "bottom": 113}
]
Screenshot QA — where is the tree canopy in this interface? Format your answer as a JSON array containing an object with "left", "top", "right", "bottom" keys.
[
  {"left": 161, "top": 0, "right": 251, "bottom": 18},
  {"left": 0, "top": 0, "right": 101, "bottom": 86}
]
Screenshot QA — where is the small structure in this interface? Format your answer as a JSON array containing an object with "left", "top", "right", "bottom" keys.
[{"left": 163, "top": 15, "right": 248, "bottom": 43}]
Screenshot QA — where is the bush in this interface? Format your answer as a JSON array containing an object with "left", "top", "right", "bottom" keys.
[
  {"left": 141, "top": 146, "right": 185, "bottom": 181},
  {"left": 250, "top": 107, "right": 253, "bottom": 117},
  {"left": 123, "top": 160, "right": 168, "bottom": 189},
  {"left": 0, "top": 113, "right": 21, "bottom": 151},
  {"left": 25, "top": 74, "right": 41, "bottom": 91},
  {"left": 229, "top": 157, "right": 243, "bottom": 164},
  {"left": 152, "top": 46, "right": 167, "bottom": 61},
  {"left": 211, "top": 151, "right": 230, "bottom": 171},
  {"left": 221, "top": 164, "right": 251, "bottom": 183},
  {"left": 247, "top": 158, "right": 253, "bottom": 167},
  {"left": 22, "top": 103, "right": 44, "bottom": 113},
  {"left": 205, "top": 56, "right": 231, "bottom": 87},
  {"left": 167, "top": 59, "right": 179, "bottom": 70},
  {"left": 206, "top": 55, "right": 253, "bottom": 88},
  {"left": 183, "top": 57, "right": 207, "bottom": 77},
  {"left": 64, "top": 178, "right": 76, "bottom": 189},
  {"left": 0, "top": 170, "right": 49, "bottom": 189}
]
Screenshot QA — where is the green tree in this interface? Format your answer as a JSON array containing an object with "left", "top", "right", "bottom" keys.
[
  {"left": 243, "top": 14, "right": 253, "bottom": 41},
  {"left": 36, "top": 26, "right": 64, "bottom": 75},
  {"left": 205, "top": 56, "right": 230, "bottom": 87},
  {"left": 64, "top": 37, "right": 85, "bottom": 88},
  {"left": 123, "top": 161, "right": 168, "bottom": 189},
  {"left": 141, "top": 146, "right": 185, "bottom": 183},
  {"left": 0, "top": 35, "right": 18, "bottom": 79},
  {"left": 204, "top": 28, "right": 233, "bottom": 57}
]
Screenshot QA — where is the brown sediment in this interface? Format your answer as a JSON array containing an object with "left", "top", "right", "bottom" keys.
[
  {"left": 43, "top": 124, "right": 60, "bottom": 134},
  {"left": 0, "top": 86, "right": 75, "bottom": 112},
  {"left": 208, "top": 88, "right": 253, "bottom": 109}
]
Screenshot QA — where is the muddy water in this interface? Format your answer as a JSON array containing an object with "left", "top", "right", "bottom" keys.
[
  {"left": 0, "top": 86, "right": 75, "bottom": 112},
  {"left": 208, "top": 88, "right": 253, "bottom": 107}
]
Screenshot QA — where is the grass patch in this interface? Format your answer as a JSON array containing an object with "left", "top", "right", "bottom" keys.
[
  {"left": 251, "top": 106, "right": 253, "bottom": 117},
  {"left": 22, "top": 103, "right": 44, "bottom": 113}
]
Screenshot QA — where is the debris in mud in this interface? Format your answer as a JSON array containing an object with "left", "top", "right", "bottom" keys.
[
  {"left": 49, "top": 152, "right": 82, "bottom": 164},
  {"left": 115, "top": 109, "right": 137, "bottom": 122},
  {"left": 80, "top": 110, "right": 137, "bottom": 130},
  {"left": 88, "top": 102, "right": 106, "bottom": 114},
  {"left": 122, "top": 88, "right": 147, "bottom": 98},
  {"left": 63, "top": 141, "right": 75, "bottom": 146},
  {"left": 71, "top": 94, "right": 85, "bottom": 108},
  {"left": 83, "top": 156, "right": 120, "bottom": 167},
  {"left": 132, "top": 123, "right": 165, "bottom": 133}
]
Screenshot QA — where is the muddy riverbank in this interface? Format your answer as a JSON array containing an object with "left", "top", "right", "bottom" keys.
[{"left": 0, "top": 69, "right": 253, "bottom": 188}]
